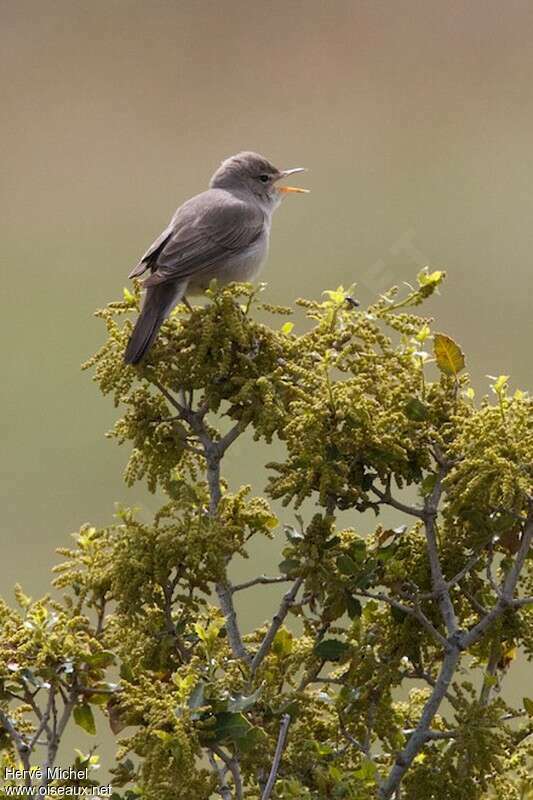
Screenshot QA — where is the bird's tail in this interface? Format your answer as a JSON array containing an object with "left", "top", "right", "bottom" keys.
[{"left": 124, "top": 281, "right": 185, "bottom": 365}]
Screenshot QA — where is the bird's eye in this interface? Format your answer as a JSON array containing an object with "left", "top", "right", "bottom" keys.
[{"left": 258, "top": 174, "right": 270, "bottom": 183}]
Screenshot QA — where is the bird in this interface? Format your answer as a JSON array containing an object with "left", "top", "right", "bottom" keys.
[{"left": 123, "top": 151, "right": 309, "bottom": 365}]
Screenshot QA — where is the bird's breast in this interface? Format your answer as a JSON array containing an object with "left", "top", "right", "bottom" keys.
[{"left": 187, "top": 231, "right": 270, "bottom": 293}]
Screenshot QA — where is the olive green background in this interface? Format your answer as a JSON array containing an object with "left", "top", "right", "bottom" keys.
[{"left": 1, "top": 0, "right": 532, "bottom": 765}]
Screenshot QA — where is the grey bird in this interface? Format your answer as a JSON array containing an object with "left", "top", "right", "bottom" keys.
[{"left": 124, "top": 151, "right": 308, "bottom": 364}]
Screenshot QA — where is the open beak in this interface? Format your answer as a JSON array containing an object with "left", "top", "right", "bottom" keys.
[{"left": 277, "top": 167, "right": 309, "bottom": 194}]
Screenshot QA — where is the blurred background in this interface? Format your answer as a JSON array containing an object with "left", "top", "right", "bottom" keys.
[{"left": 1, "top": 0, "right": 532, "bottom": 763}]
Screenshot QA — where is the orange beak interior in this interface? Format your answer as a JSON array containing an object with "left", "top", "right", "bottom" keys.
[{"left": 278, "top": 185, "right": 310, "bottom": 194}]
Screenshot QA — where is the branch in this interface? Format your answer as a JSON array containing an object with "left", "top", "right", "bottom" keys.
[
  {"left": 207, "top": 749, "right": 232, "bottom": 800},
  {"left": 380, "top": 514, "right": 533, "bottom": 798},
  {"left": 461, "top": 516, "right": 533, "bottom": 649},
  {"left": 251, "top": 577, "right": 304, "bottom": 673},
  {"left": 261, "top": 714, "right": 291, "bottom": 800},
  {"left": 379, "top": 647, "right": 462, "bottom": 799},
  {"left": 355, "top": 589, "right": 450, "bottom": 651},
  {"left": 40, "top": 685, "right": 77, "bottom": 789},
  {"left": 401, "top": 667, "right": 460, "bottom": 710},
  {"left": 232, "top": 575, "right": 292, "bottom": 593},
  {"left": 28, "top": 689, "right": 54, "bottom": 750},
  {"left": 216, "top": 580, "right": 250, "bottom": 662},
  {"left": 512, "top": 595, "right": 533, "bottom": 607},
  {"left": 422, "top": 469, "right": 458, "bottom": 635},
  {"left": 485, "top": 545, "right": 501, "bottom": 598},
  {"left": 218, "top": 417, "right": 251, "bottom": 455},
  {"left": 479, "top": 638, "right": 500, "bottom": 706},
  {"left": 403, "top": 727, "right": 457, "bottom": 741},
  {"left": 160, "top": 387, "right": 250, "bottom": 663},
  {"left": 445, "top": 551, "right": 483, "bottom": 590},
  {"left": 370, "top": 477, "right": 424, "bottom": 519},
  {"left": 210, "top": 745, "right": 243, "bottom": 800},
  {"left": 0, "top": 709, "right": 31, "bottom": 782}
]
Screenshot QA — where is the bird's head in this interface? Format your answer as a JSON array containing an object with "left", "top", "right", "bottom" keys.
[{"left": 210, "top": 151, "right": 308, "bottom": 208}]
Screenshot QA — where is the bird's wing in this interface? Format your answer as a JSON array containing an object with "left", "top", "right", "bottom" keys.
[
  {"left": 128, "top": 225, "right": 175, "bottom": 278},
  {"left": 142, "top": 190, "right": 265, "bottom": 287}
]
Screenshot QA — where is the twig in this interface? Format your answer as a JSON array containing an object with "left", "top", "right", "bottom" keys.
[
  {"left": 445, "top": 552, "right": 483, "bottom": 590},
  {"left": 261, "top": 714, "right": 291, "bottom": 800},
  {"left": 461, "top": 517, "right": 533, "bottom": 649},
  {"left": 28, "top": 690, "right": 54, "bottom": 750},
  {"left": 251, "top": 578, "right": 304, "bottom": 673},
  {"left": 479, "top": 638, "right": 500, "bottom": 706},
  {"left": 486, "top": 545, "right": 502, "bottom": 598},
  {"left": 462, "top": 589, "right": 488, "bottom": 616},
  {"left": 40, "top": 685, "right": 77, "bottom": 790},
  {"left": 232, "top": 575, "right": 292, "bottom": 593},
  {"left": 422, "top": 469, "right": 458, "bottom": 635},
  {"left": 370, "top": 477, "right": 424, "bottom": 519},
  {"left": 216, "top": 579, "right": 250, "bottom": 662},
  {"left": 355, "top": 589, "right": 449, "bottom": 651},
  {"left": 403, "top": 728, "right": 457, "bottom": 741},
  {"left": 512, "top": 595, "right": 533, "bottom": 607}
]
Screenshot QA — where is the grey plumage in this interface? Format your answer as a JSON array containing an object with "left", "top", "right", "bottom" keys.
[{"left": 124, "top": 151, "right": 307, "bottom": 364}]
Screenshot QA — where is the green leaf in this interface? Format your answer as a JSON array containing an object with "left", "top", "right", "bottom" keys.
[
  {"left": 278, "top": 558, "right": 300, "bottom": 576},
  {"left": 523, "top": 697, "right": 533, "bottom": 716},
  {"left": 187, "top": 681, "right": 207, "bottom": 720},
  {"left": 376, "top": 543, "right": 396, "bottom": 562},
  {"left": 314, "top": 639, "right": 350, "bottom": 662},
  {"left": 323, "top": 288, "right": 346, "bottom": 304},
  {"left": 85, "top": 650, "right": 116, "bottom": 668},
  {"left": 272, "top": 628, "right": 293, "bottom": 657},
  {"left": 345, "top": 595, "right": 362, "bottom": 619},
  {"left": 281, "top": 321, "right": 294, "bottom": 335},
  {"left": 418, "top": 268, "right": 445, "bottom": 288},
  {"left": 415, "top": 323, "right": 431, "bottom": 342},
  {"left": 433, "top": 333, "right": 465, "bottom": 376},
  {"left": 228, "top": 687, "right": 262, "bottom": 713},
  {"left": 323, "top": 594, "right": 346, "bottom": 622},
  {"left": 489, "top": 374, "right": 510, "bottom": 395},
  {"left": 336, "top": 554, "right": 358, "bottom": 575},
  {"left": 119, "top": 662, "right": 134, "bottom": 683},
  {"left": 210, "top": 712, "right": 252, "bottom": 746},
  {"left": 405, "top": 396, "right": 429, "bottom": 421},
  {"left": 153, "top": 730, "right": 182, "bottom": 760},
  {"left": 390, "top": 605, "right": 408, "bottom": 624},
  {"left": 350, "top": 540, "right": 367, "bottom": 562},
  {"left": 74, "top": 704, "right": 96, "bottom": 736},
  {"left": 354, "top": 757, "right": 378, "bottom": 781},
  {"left": 420, "top": 473, "right": 437, "bottom": 497},
  {"left": 237, "top": 725, "right": 266, "bottom": 753}
]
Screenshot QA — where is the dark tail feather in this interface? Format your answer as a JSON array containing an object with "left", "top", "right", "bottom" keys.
[{"left": 124, "top": 281, "right": 185, "bottom": 365}]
